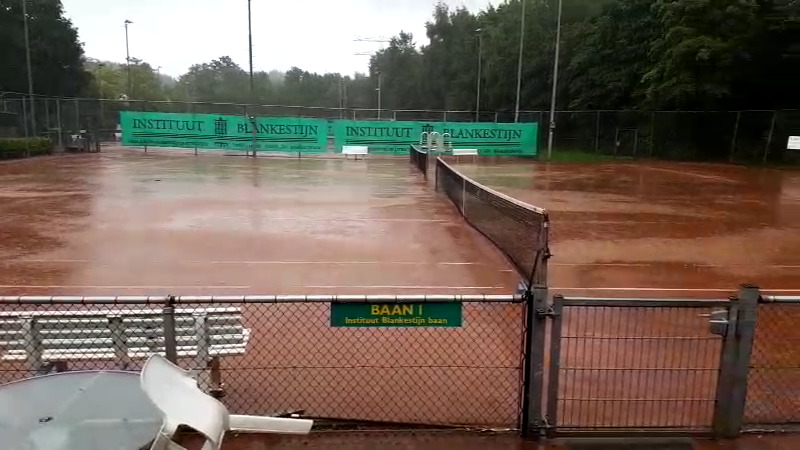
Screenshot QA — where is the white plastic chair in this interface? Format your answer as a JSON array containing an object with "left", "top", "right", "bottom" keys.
[{"left": 140, "top": 354, "right": 313, "bottom": 450}]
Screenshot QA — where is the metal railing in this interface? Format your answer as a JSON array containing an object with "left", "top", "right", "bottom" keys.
[
  {"left": 0, "top": 294, "right": 526, "bottom": 428},
  {"left": 0, "top": 289, "right": 797, "bottom": 436}
]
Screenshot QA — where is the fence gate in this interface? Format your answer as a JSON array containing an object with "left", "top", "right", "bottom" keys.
[
  {"left": 544, "top": 287, "right": 761, "bottom": 437},
  {"left": 744, "top": 295, "right": 800, "bottom": 431}
]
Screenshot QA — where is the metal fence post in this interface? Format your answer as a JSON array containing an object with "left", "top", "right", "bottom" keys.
[
  {"left": 594, "top": 110, "right": 600, "bottom": 153},
  {"left": 22, "top": 97, "right": 30, "bottom": 157},
  {"left": 763, "top": 111, "right": 776, "bottom": 164},
  {"left": 162, "top": 298, "right": 178, "bottom": 364},
  {"left": 56, "top": 98, "right": 63, "bottom": 150},
  {"left": 729, "top": 111, "right": 741, "bottom": 162},
  {"left": 521, "top": 285, "right": 548, "bottom": 438},
  {"left": 713, "top": 284, "right": 759, "bottom": 437},
  {"left": 545, "top": 294, "right": 564, "bottom": 437},
  {"left": 74, "top": 98, "right": 80, "bottom": 131},
  {"left": 649, "top": 111, "right": 656, "bottom": 157},
  {"left": 44, "top": 98, "right": 50, "bottom": 132}
]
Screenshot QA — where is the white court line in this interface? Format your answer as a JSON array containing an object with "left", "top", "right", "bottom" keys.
[
  {"left": 551, "top": 263, "right": 800, "bottom": 268},
  {"left": 307, "top": 285, "right": 507, "bottom": 290},
  {"left": 641, "top": 166, "right": 740, "bottom": 183},
  {"left": 4, "top": 260, "right": 514, "bottom": 272},
  {"left": 0, "top": 285, "right": 252, "bottom": 289},
  {"left": 552, "top": 287, "right": 800, "bottom": 293}
]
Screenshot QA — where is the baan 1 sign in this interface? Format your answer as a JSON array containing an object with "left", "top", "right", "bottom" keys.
[{"left": 330, "top": 302, "right": 462, "bottom": 328}]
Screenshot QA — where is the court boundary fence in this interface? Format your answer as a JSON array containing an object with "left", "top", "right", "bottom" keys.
[
  {"left": 2, "top": 92, "right": 798, "bottom": 163},
  {"left": 0, "top": 287, "right": 796, "bottom": 438}
]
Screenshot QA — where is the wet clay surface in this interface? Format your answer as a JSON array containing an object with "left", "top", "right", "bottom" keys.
[
  {"left": 0, "top": 152, "right": 519, "bottom": 295},
  {"left": 453, "top": 160, "right": 800, "bottom": 298}
]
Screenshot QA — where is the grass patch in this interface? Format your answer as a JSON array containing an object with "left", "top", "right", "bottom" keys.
[{"left": 0, "top": 138, "right": 54, "bottom": 160}]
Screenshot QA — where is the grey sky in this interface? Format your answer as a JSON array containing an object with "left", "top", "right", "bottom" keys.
[{"left": 61, "top": 0, "right": 500, "bottom": 78}]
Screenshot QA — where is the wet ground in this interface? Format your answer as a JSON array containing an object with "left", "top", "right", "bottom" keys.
[
  {"left": 0, "top": 151, "right": 519, "bottom": 295},
  {"left": 453, "top": 159, "right": 800, "bottom": 298},
  {"left": 2, "top": 151, "right": 798, "bottom": 448}
]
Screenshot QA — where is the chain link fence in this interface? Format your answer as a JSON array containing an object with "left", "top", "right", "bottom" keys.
[
  {"left": 744, "top": 298, "right": 800, "bottom": 430},
  {"left": 0, "top": 295, "right": 526, "bottom": 428},
  {"left": 2, "top": 93, "right": 797, "bottom": 164},
  {"left": 0, "top": 291, "right": 799, "bottom": 435}
]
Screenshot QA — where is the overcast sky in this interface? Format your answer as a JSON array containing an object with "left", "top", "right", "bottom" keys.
[{"left": 61, "top": 0, "right": 500, "bottom": 78}]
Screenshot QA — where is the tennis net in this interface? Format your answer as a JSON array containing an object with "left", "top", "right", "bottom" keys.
[
  {"left": 409, "top": 145, "right": 428, "bottom": 180},
  {"left": 435, "top": 157, "right": 549, "bottom": 288}
]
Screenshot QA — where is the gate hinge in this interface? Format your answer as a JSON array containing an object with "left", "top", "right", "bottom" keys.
[{"left": 536, "top": 306, "right": 558, "bottom": 319}]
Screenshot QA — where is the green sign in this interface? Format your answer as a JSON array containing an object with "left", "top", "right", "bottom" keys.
[
  {"left": 332, "top": 120, "right": 422, "bottom": 154},
  {"left": 440, "top": 122, "right": 539, "bottom": 156},
  {"left": 120, "top": 112, "right": 328, "bottom": 153},
  {"left": 332, "top": 120, "right": 538, "bottom": 156},
  {"left": 330, "top": 302, "right": 462, "bottom": 328}
]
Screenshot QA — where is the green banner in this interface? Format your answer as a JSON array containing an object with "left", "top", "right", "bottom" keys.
[
  {"left": 332, "top": 120, "right": 422, "bottom": 154},
  {"left": 440, "top": 122, "right": 539, "bottom": 156},
  {"left": 332, "top": 120, "right": 538, "bottom": 156},
  {"left": 120, "top": 112, "right": 328, "bottom": 153},
  {"left": 331, "top": 302, "right": 462, "bottom": 328}
]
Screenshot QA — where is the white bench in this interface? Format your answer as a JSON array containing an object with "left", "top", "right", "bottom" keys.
[
  {"left": 452, "top": 148, "right": 479, "bottom": 163},
  {"left": 0, "top": 307, "right": 250, "bottom": 396},
  {"left": 342, "top": 145, "right": 369, "bottom": 160}
]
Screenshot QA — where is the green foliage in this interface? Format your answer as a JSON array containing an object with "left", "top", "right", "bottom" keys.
[
  {"left": 641, "top": 0, "right": 760, "bottom": 109},
  {"left": 360, "top": 0, "right": 793, "bottom": 112},
  {"left": 0, "top": 137, "right": 53, "bottom": 159},
  {"left": 0, "top": 0, "right": 91, "bottom": 96},
  {"left": 3, "top": 0, "right": 793, "bottom": 117}
]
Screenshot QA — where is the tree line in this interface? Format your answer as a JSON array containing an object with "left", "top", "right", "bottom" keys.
[{"left": 1, "top": 0, "right": 796, "bottom": 112}]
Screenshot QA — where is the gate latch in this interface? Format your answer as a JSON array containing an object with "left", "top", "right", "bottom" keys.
[
  {"left": 536, "top": 306, "right": 558, "bottom": 319},
  {"left": 702, "top": 309, "right": 729, "bottom": 336}
]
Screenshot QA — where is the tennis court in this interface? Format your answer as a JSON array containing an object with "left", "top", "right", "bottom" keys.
[
  {"left": 0, "top": 150, "right": 522, "bottom": 296},
  {"left": 448, "top": 158, "right": 800, "bottom": 433},
  {"left": 2, "top": 150, "right": 798, "bottom": 432},
  {"left": 450, "top": 159, "right": 800, "bottom": 297},
  {"left": 0, "top": 149, "right": 530, "bottom": 426}
]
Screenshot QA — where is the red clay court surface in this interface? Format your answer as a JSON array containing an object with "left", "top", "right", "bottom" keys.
[
  {"left": 1, "top": 150, "right": 799, "bottom": 444},
  {"left": 452, "top": 159, "right": 800, "bottom": 298}
]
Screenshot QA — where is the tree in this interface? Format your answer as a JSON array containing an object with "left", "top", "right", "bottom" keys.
[
  {"left": 0, "top": 0, "right": 90, "bottom": 96},
  {"left": 370, "top": 32, "right": 423, "bottom": 110},
  {"left": 641, "top": 0, "right": 760, "bottom": 109},
  {"left": 567, "top": 0, "right": 661, "bottom": 109}
]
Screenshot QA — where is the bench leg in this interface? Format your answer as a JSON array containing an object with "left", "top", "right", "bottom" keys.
[{"left": 209, "top": 357, "right": 224, "bottom": 399}]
